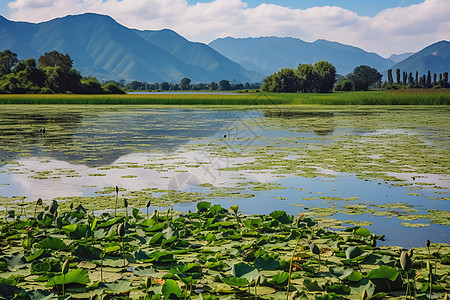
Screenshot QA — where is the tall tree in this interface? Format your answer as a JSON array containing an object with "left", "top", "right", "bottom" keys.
[
  {"left": 347, "top": 65, "right": 382, "bottom": 91},
  {"left": 314, "top": 61, "right": 336, "bottom": 93},
  {"left": 296, "top": 63, "right": 317, "bottom": 93},
  {"left": 13, "top": 58, "right": 45, "bottom": 88},
  {"left": 0, "top": 50, "right": 18, "bottom": 75},
  {"left": 396, "top": 68, "right": 401, "bottom": 85},
  {"left": 219, "top": 80, "right": 231, "bottom": 91},
  {"left": 387, "top": 69, "right": 393, "bottom": 85},
  {"left": 159, "top": 82, "right": 170, "bottom": 91},
  {"left": 262, "top": 68, "right": 299, "bottom": 93},
  {"left": 408, "top": 72, "right": 413, "bottom": 86},
  {"left": 426, "top": 70, "right": 432, "bottom": 88},
  {"left": 38, "top": 50, "right": 73, "bottom": 72},
  {"left": 180, "top": 77, "right": 191, "bottom": 90}
]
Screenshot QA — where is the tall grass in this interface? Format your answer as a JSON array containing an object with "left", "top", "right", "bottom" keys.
[
  {"left": 285, "top": 90, "right": 450, "bottom": 105},
  {"left": 0, "top": 89, "right": 448, "bottom": 105},
  {"left": 0, "top": 94, "right": 288, "bottom": 105}
]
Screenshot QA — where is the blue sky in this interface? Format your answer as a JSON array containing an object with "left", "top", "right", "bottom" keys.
[{"left": 1, "top": 0, "right": 448, "bottom": 56}]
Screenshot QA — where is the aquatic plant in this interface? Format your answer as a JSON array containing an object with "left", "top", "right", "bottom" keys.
[
  {"left": 62, "top": 259, "right": 69, "bottom": 296},
  {"left": 118, "top": 222, "right": 126, "bottom": 270},
  {"left": 400, "top": 250, "right": 412, "bottom": 299},
  {"left": 146, "top": 200, "right": 151, "bottom": 219},
  {"left": 0, "top": 89, "right": 448, "bottom": 105},
  {"left": 427, "top": 239, "right": 432, "bottom": 300},
  {"left": 0, "top": 201, "right": 448, "bottom": 298},
  {"left": 308, "top": 241, "right": 321, "bottom": 272},
  {"left": 114, "top": 186, "right": 119, "bottom": 217},
  {"left": 34, "top": 198, "right": 44, "bottom": 219}
]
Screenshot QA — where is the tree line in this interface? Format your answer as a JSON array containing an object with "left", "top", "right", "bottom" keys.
[
  {"left": 384, "top": 68, "right": 448, "bottom": 89},
  {"left": 112, "top": 79, "right": 262, "bottom": 92},
  {"left": 0, "top": 50, "right": 124, "bottom": 94},
  {"left": 261, "top": 62, "right": 383, "bottom": 93}
]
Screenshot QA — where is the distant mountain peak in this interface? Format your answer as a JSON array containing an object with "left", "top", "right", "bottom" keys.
[{"left": 389, "top": 40, "right": 450, "bottom": 75}]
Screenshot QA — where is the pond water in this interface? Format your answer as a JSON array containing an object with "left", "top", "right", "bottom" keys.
[{"left": 0, "top": 105, "right": 449, "bottom": 248}]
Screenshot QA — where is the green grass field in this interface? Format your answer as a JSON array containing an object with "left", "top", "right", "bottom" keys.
[{"left": 0, "top": 89, "right": 448, "bottom": 105}]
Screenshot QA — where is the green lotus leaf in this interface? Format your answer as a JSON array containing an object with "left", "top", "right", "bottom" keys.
[
  {"left": 97, "top": 217, "right": 121, "bottom": 228},
  {"left": 46, "top": 268, "right": 90, "bottom": 287},
  {"left": 269, "top": 210, "right": 292, "bottom": 224},
  {"left": 72, "top": 244, "right": 102, "bottom": 260},
  {"left": 171, "top": 263, "right": 202, "bottom": 274},
  {"left": 145, "top": 222, "right": 166, "bottom": 232},
  {"left": 205, "top": 232, "right": 216, "bottom": 242},
  {"left": 25, "top": 249, "right": 46, "bottom": 263},
  {"left": 100, "top": 280, "right": 132, "bottom": 294},
  {"left": 4, "top": 253, "right": 28, "bottom": 270},
  {"left": 303, "top": 278, "right": 323, "bottom": 292},
  {"left": 254, "top": 255, "right": 280, "bottom": 270},
  {"left": 134, "top": 266, "right": 158, "bottom": 277},
  {"left": 62, "top": 224, "right": 77, "bottom": 233},
  {"left": 345, "top": 246, "right": 365, "bottom": 259},
  {"left": 149, "top": 232, "right": 164, "bottom": 244},
  {"left": 138, "top": 219, "right": 156, "bottom": 227},
  {"left": 104, "top": 242, "right": 120, "bottom": 253},
  {"left": 231, "top": 262, "right": 259, "bottom": 283},
  {"left": 270, "top": 271, "right": 289, "bottom": 285},
  {"left": 37, "top": 237, "right": 66, "bottom": 250},
  {"left": 196, "top": 201, "right": 211, "bottom": 212},
  {"left": 162, "top": 279, "right": 182, "bottom": 299},
  {"left": 20, "top": 289, "right": 56, "bottom": 300},
  {"left": 347, "top": 271, "right": 364, "bottom": 282},
  {"left": 209, "top": 204, "right": 224, "bottom": 215},
  {"left": 329, "top": 266, "right": 353, "bottom": 280},
  {"left": 354, "top": 227, "right": 371, "bottom": 237},
  {"left": 221, "top": 276, "right": 249, "bottom": 287},
  {"left": 326, "top": 284, "right": 351, "bottom": 295},
  {"left": 367, "top": 265, "right": 399, "bottom": 281}
]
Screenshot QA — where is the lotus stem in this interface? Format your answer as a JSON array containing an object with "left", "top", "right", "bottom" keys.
[
  {"left": 122, "top": 236, "right": 125, "bottom": 270},
  {"left": 62, "top": 259, "right": 69, "bottom": 296},
  {"left": 318, "top": 253, "right": 321, "bottom": 273},
  {"left": 115, "top": 186, "right": 118, "bottom": 217},
  {"left": 427, "top": 239, "right": 431, "bottom": 300},
  {"left": 405, "top": 271, "right": 409, "bottom": 300},
  {"left": 286, "top": 233, "right": 302, "bottom": 300}
]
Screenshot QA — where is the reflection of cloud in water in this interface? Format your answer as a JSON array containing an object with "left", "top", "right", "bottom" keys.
[
  {"left": 2, "top": 149, "right": 286, "bottom": 201},
  {"left": 386, "top": 172, "right": 450, "bottom": 188}
]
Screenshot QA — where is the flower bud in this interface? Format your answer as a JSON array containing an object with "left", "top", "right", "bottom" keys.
[
  {"left": 62, "top": 259, "right": 69, "bottom": 275},
  {"left": 118, "top": 223, "right": 125, "bottom": 237}
]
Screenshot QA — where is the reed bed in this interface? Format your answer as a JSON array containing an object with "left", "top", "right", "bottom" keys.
[{"left": 0, "top": 89, "right": 448, "bottom": 105}]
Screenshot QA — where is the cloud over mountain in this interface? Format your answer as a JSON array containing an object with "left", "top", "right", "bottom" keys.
[{"left": 5, "top": 0, "right": 450, "bottom": 57}]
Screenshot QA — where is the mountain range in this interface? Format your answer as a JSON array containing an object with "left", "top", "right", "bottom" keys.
[
  {"left": 0, "top": 13, "right": 448, "bottom": 83},
  {"left": 0, "top": 13, "right": 259, "bottom": 83},
  {"left": 208, "top": 37, "right": 396, "bottom": 75},
  {"left": 389, "top": 41, "right": 450, "bottom": 76}
]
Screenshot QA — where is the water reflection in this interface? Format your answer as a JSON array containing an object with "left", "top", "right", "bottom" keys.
[
  {"left": 0, "top": 106, "right": 449, "bottom": 248},
  {"left": 0, "top": 108, "right": 261, "bottom": 166}
]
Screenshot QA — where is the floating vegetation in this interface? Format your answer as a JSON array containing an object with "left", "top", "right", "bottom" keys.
[
  {"left": 0, "top": 105, "right": 448, "bottom": 249},
  {"left": 0, "top": 201, "right": 448, "bottom": 299},
  {"left": 401, "top": 222, "right": 430, "bottom": 227}
]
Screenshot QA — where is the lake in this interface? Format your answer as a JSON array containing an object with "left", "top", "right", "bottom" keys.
[{"left": 0, "top": 105, "right": 448, "bottom": 248}]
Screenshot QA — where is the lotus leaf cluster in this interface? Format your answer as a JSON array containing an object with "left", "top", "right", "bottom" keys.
[{"left": 0, "top": 200, "right": 449, "bottom": 299}]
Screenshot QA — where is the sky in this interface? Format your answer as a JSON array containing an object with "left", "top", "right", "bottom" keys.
[{"left": 0, "top": 0, "right": 449, "bottom": 57}]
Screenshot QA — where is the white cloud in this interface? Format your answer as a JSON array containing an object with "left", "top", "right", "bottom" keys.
[{"left": 5, "top": 0, "right": 450, "bottom": 56}]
